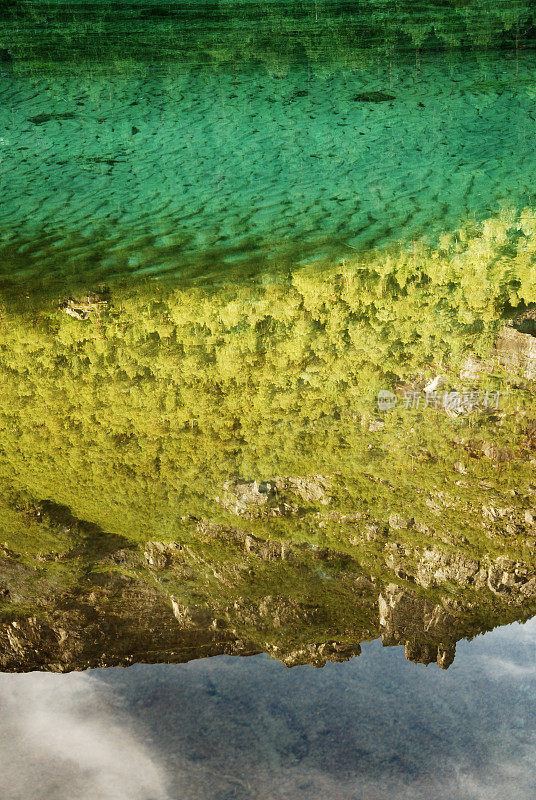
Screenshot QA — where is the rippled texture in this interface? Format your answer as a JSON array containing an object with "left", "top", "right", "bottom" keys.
[
  {"left": 1, "top": 1, "right": 536, "bottom": 287},
  {"left": 2, "top": 54, "right": 536, "bottom": 288}
]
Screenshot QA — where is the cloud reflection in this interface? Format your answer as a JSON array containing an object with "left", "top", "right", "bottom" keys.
[
  {"left": 0, "top": 672, "right": 170, "bottom": 800},
  {"left": 0, "top": 619, "right": 535, "bottom": 800}
]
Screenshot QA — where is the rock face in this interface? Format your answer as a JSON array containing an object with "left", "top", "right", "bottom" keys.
[
  {"left": 495, "top": 327, "right": 536, "bottom": 379},
  {"left": 1, "top": 525, "right": 536, "bottom": 674},
  {"left": 218, "top": 475, "right": 331, "bottom": 517},
  {"left": 0, "top": 574, "right": 259, "bottom": 673},
  {"left": 486, "top": 556, "right": 536, "bottom": 596},
  {"left": 416, "top": 549, "right": 484, "bottom": 589},
  {"left": 2, "top": 495, "right": 536, "bottom": 674},
  {"left": 379, "top": 585, "right": 458, "bottom": 669},
  {"left": 144, "top": 541, "right": 184, "bottom": 568},
  {"left": 481, "top": 442, "right": 514, "bottom": 462},
  {"left": 243, "top": 534, "right": 287, "bottom": 561},
  {"left": 384, "top": 541, "right": 536, "bottom": 602},
  {"left": 170, "top": 598, "right": 215, "bottom": 628},
  {"left": 272, "top": 642, "right": 362, "bottom": 668},
  {"left": 388, "top": 514, "right": 413, "bottom": 531},
  {"left": 459, "top": 354, "right": 493, "bottom": 381}
]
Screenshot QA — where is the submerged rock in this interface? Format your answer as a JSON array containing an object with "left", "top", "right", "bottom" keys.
[
  {"left": 60, "top": 291, "right": 109, "bottom": 321},
  {"left": 353, "top": 91, "right": 395, "bottom": 102},
  {"left": 28, "top": 112, "right": 76, "bottom": 125}
]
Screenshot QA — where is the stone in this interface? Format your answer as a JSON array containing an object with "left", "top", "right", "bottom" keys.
[
  {"left": 520, "top": 577, "right": 536, "bottom": 597},
  {"left": 389, "top": 514, "right": 413, "bottom": 530},
  {"left": 144, "top": 541, "right": 183, "bottom": 569},
  {"left": 354, "top": 575, "right": 376, "bottom": 590},
  {"left": 353, "top": 91, "right": 395, "bottom": 102},
  {"left": 416, "top": 549, "right": 480, "bottom": 588},
  {"left": 482, "top": 442, "right": 514, "bottom": 462},
  {"left": 459, "top": 355, "right": 492, "bottom": 381},
  {"left": 286, "top": 475, "right": 332, "bottom": 504},
  {"left": 170, "top": 598, "right": 213, "bottom": 628},
  {"left": 380, "top": 584, "right": 458, "bottom": 669},
  {"left": 219, "top": 479, "right": 274, "bottom": 515},
  {"left": 219, "top": 475, "right": 331, "bottom": 517},
  {"left": 60, "top": 292, "right": 109, "bottom": 321},
  {"left": 244, "top": 534, "right": 286, "bottom": 561},
  {"left": 486, "top": 557, "right": 526, "bottom": 594},
  {"left": 495, "top": 327, "right": 536, "bottom": 379},
  {"left": 364, "top": 522, "right": 386, "bottom": 541}
]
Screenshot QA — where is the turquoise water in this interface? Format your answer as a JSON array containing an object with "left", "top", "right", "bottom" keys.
[{"left": 2, "top": 31, "right": 536, "bottom": 286}]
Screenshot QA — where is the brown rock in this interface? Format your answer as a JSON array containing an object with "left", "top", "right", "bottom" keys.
[
  {"left": 389, "top": 514, "right": 413, "bottom": 530},
  {"left": 170, "top": 598, "right": 214, "bottom": 628},
  {"left": 482, "top": 442, "right": 514, "bottom": 462},
  {"left": 495, "top": 327, "right": 536, "bottom": 379},
  {"left": 144, "top": 541, "right": 183, "bottom": 569}
]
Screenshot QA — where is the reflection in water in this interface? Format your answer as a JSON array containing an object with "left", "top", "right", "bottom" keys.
[
  {"left": 1, "top": 233, "right": 536, "bottom": 672},
  {"left": 2, "top": 1, "right": 536, "bottom": 797},
  {"left": 0, "top": 670, "right": 170, "bottom": 800},
  {"left": 1, "top": 620, "right": 536, "bottom": 800}
]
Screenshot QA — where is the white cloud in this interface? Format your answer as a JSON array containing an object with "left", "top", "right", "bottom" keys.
[{"left": 0, "top": 672, "right": 171, "bottom": 800}]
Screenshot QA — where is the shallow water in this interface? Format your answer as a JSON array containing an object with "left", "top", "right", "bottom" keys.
[
  {"left": 2, "top": 52, "right": 536, "bottom": 286},
  {"left": 2, "top": 3, "right": 536, "bottom": 799},
  {"left": 2, "top": 2, "right": 536, "bottom": 286}
]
